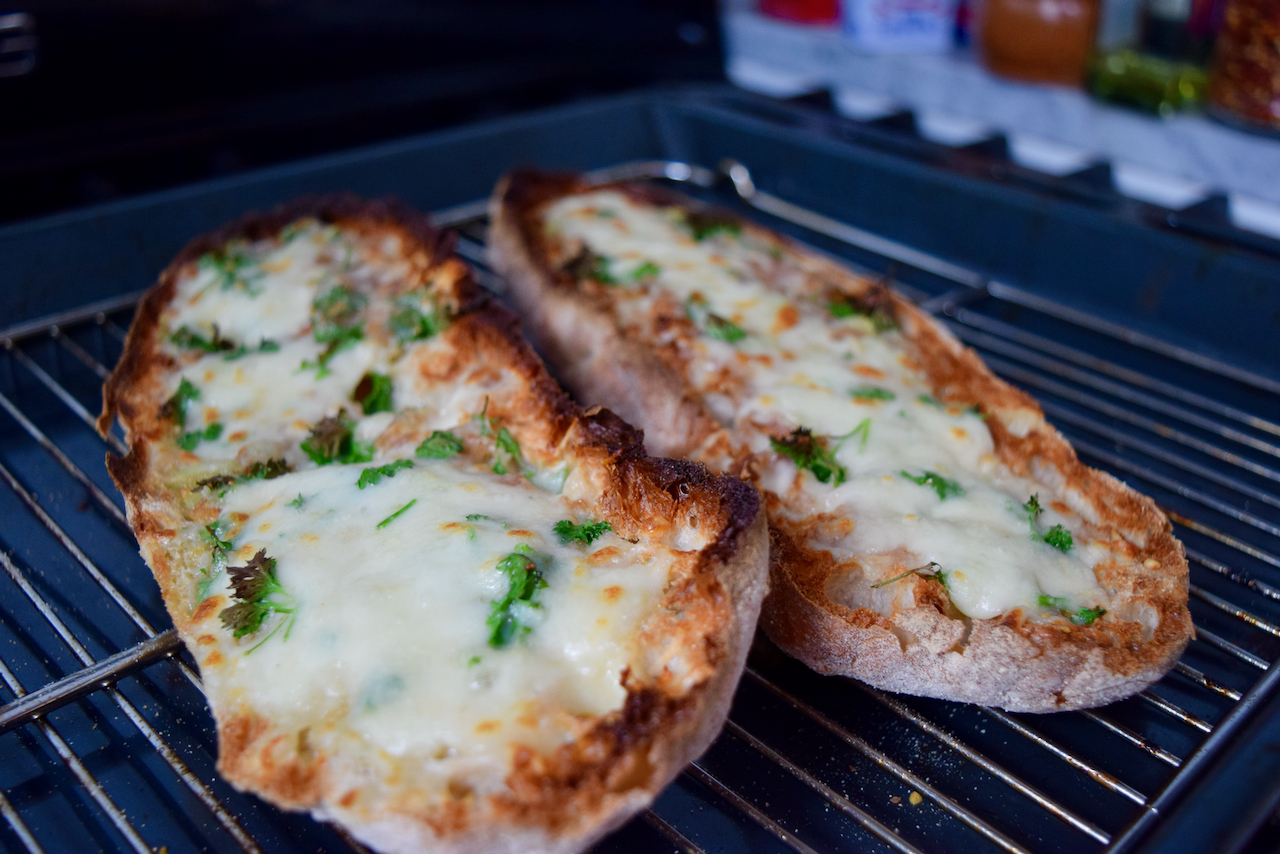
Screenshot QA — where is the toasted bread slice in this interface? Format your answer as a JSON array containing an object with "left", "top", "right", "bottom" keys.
[
  {"left": 98, "top": 195, "right": 768, "bottom": 853},
  {"left": 487, "top": 171, "right": 1192, "bottom": 713}
]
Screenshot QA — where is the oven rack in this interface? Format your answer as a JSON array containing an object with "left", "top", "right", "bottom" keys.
[{"left": 1, "top": 159, "right": 1278, "bottom": 854}]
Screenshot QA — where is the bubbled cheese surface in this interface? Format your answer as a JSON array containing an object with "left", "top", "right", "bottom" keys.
[{"left": 545, "top": 191, "right": 1107, "bottom": 620}]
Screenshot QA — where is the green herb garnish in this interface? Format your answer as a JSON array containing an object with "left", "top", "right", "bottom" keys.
[
  {"left": 222, "top": 339, "right": 279, "bottom": 361},
  {"left": 917, "top": 394, "right": 941, "bottom": 407},
  {"left": 900, "top": 471, "right": 965, "bottom": 500},
  {"left": 416, "top": 430, "right": 464, "bottom": 459},
  {"left": 300, "top": 411, "right": 373, "bottom": 465},
  {"left": 686, "top": 294, "right": 746, "bottom": 343},
  {"left": 631, "top": 261, "right": 661, "bottom": 282},
  {"left": 871, "top": 562, "right": 944, "bottom": 589},
  {"left": 178, "top": 422, "right": 222, "bottom": 451},
  {"left": 218, "top": 549, "right": 295, "bottom": 645},
  {"left": 198, "top": 247, "right": 262, "bottom": 294},
  {"left": 356, "top": 459, "right": 413, "bottom": 489},
  {"left": 354, "top": 372, "right": 394, "bottom": 415},
  {"left": 553, "top": 519, "right": 612, "bottom": 546},
  {"left": 170, "top": 324, "right": 234, "bottom": 354},
  {"left": 487, "top": 544, "right": 548, "bottom": 648},
  {"left": 827, "top": 294, "right": 897, "bottom": 331},
  {"left": 288, "top": 494, "right": 306, "bottom": 509},
  {"left": 466, "top": 514, "right": 490, "bottom": 521},
  {"left": 473, "top": 399, "right": 528, "bottom": 476},
  {"left": 1038, "top": 595, "right": 1105, "bottom": 625},
  {"left": 389, "top": 294, "right": 449, "bottom": 342},
  {"left": 160, "top": 378, "right": 200, "bottom": 426},
  {"left": 770, "top": 419, "right": 872, "bottom": 486},
  {"left": 684, "top": 210, "right": 742, "bottom": 241},
  {"left": 564, "top": 248, "right": 616, "bottom": 284},
  {"left": 1023, "top": 494, "right": 1074, "bottom": 552},
  {"left": 376, "top": 499, "right": 417, "bottom": 530},
  {"left": 851, "top": 386, "right": 895, "bottom": 402}
]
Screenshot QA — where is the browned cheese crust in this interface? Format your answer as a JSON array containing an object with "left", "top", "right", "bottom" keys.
[
  {"left": 99, "top": 194, "right": 768, "bottom": 853},
  {"left": 487, "top": 170, "right": 1193, "bottom": 713}
]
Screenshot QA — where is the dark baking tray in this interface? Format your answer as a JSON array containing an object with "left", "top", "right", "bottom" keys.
[{"left": 1, "top": 85, "right": 1279, "bottom": 854}]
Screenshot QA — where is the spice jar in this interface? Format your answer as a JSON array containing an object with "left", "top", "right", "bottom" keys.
[{"left": 1207, "top": 0, "right": 1280, "bottom": 133}]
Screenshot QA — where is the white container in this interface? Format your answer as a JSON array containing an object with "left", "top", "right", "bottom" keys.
[{"left": 842, "top": 0, "right": 959, "bottom": 52}]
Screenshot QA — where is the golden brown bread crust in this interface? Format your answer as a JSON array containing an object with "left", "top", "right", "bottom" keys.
[
  {"left": 487, "top": 170, "right": 1193, "bottom": 713},
  {"left": 99, "top": 194, "right": 769, "bottom": 853}
]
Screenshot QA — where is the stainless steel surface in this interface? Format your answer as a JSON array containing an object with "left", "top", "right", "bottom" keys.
[{"left": 2, "top": 159, "right": 1278, "bottom": 853}]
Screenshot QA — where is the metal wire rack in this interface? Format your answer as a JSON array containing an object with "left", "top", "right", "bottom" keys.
[{"left": 1, "top": 159, "right": 1278, "bottom": 854}]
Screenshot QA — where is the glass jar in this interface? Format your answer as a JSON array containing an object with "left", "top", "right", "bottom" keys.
[{"left": 976, "top": 0, "right": 1101, "bottom": 86}]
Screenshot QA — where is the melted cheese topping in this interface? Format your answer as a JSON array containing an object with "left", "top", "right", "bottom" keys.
[
  {"left": 208, "top": 461, "right": 669, "bottom": 788},
  {"left": 545, "top": 191, "right": 1109, "bottom": 620},
  {"left": 155, "top": 220, "right": 678, "bottom": 795}
]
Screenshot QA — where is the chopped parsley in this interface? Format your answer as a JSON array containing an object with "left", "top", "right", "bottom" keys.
[
  {"left": 218, "top": 549, "right": 296, "bottom": 646},
  {"left": 376, "top": 499, "right": 417, "bottom": 530},
  {"left": 1037, "top": 595, "right": 1105, "bottom": 625},
  {"left": 354, "top": 372, "right": 394, "bottom": 415},
  {"left": 872, "top": 562, "right": 946, "bottom": 589},
  {"left": 197, "top": 246, "right": 262, "bottom": 294},
  {"left": 287, "top": 493, "right": 306, "bottom": 509},
  {"left": 771, "top": 428, "right": 842, "bottom": 485},
  {"left": 474, "top": 399, "right": 527, "bottom": 476},
  {"left": 196, "top": 519, "right": 234, "bottom": 602},
  {"left": 389, "top": 293, "right": 449, "bottom": 342},
  {"left": 630, "top": 261, "right": 661, "bottom": 282},
  {"left": 194, "top": 458, "right": 290, "bottom": 493},
  {"left": 1023, "top": 494, "right": 1074, "bottom": 552},
  {"left": 684, "top": 210, "right": 742, "bottom": 241},
  {"left": 159, "top": 378, "right": 200, "bottom": 426},
  {"left": 356, "top": 459, "right": 413, "bottom": 489},
  {"left": 465, "top": 513, "right": 490, "bottom": 521},
  {"left": 900, "top": 471, "right": 965, "bottom": 500},
  {"left": 300, "top": 411, "right": 374, "bottom": 465},
  {"left": 178, "top": 422, "right": 222, "bottom": 451},
  {"left": 416, "top": 430, "right": 464, "bottom": 459},
  {"left": 222, "top": 339, "right": 279, "bottom": 361},
  {"left": 828, "top": 293, "right": 897, "bottom": 332},
  {"left": 564, "top": 248, "right": 616, "bottom": 284},
  {"left": 851, "top": 386, "right": 895, "bottom": 402},
  {"left": 304, "top": 285, "right": 366, "bottom": 377},
  {"left": 685, "top": 294, "right": 746, "bottom": 343},
  {"left": 553, "top": 519, "right": 612, "bottom": 546},
  {"left": 170, "top": 324, "right": 233, "bottom": 354},
  {"left": 487, "top": 543, "right": 548, "bottom": 648}
]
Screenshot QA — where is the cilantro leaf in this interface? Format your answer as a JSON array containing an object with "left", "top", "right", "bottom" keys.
[
  {"left": 686, "top": 294, "right": 746, "bottom": 343},
  {"left": 416, "top": 430, "right": 464, "bottom": 459},
  {"left": 288, "top": 494, "right": 305, "bottom": 509},
  {"left": 178, "top": 422, "right": 222, "bottom": 451},
  {"left": 487, "top": 545, "right": 549, "bottom": 647},
  {"left": 1038, "top": 594, "right": 1105, "bottom": 625},
  {"left": 198, "top": 246, "right": 262, "bottom": 294},
  {"left": 389, "top": 294, "right": 449, "bottom": 342},
  {"left": 564, "top": 248, "right": 616, "bottom": 284},
  {"left": 301, "top": 412, "right": 372, "bottom": 465},
  {"left": 301, "top": 325, "right": 363, "bottom": 378},
  {"left": 1024, "top": 494, "right": 1074, "bottom": 552},
  {"left": 159, "top": 378, "right": 200, "bottom": 426},
  {"left": 771, "top": 428, "right": 845, "bottom": 486},
  {"left": 851, "top": 386, "right": 895, "bottom": 401},
  {"left": 900, "top": 470, "right": 965, "bottom": 500},
  {"left": 553, "top": 519, "right": 612, "bottom": 546},
  {"left": 631, "top": 261, "right": 661, "bottom": 282},
  {"left": 354, "top": 372, "right": 394, "bottom": 415},
  {"left": 684, "top": 210, "right": 742, "bottom": 241},
  {"left": 356, "top": 459, "right": 413, "bottom": 489},
  {"left": 312, "top": 285, "right": 365, "bottom": 338},
  {"left": 827, "top": 293, "right": 897, "bottom": 331},
  {"left": 1071, "top": 606, "right": 1106, "bottom": 626},
  {"left": 218, "top": 549, "right": 295, "bottom": 644},
  {"left": 170, "top": 324, "right": 234, "bottom": 354},
  {"left": 376, "top": 499, "right": 417, "bottom": 530},
  {"left": 222, "top": 339, "right": 279, "bottom": 361}
]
